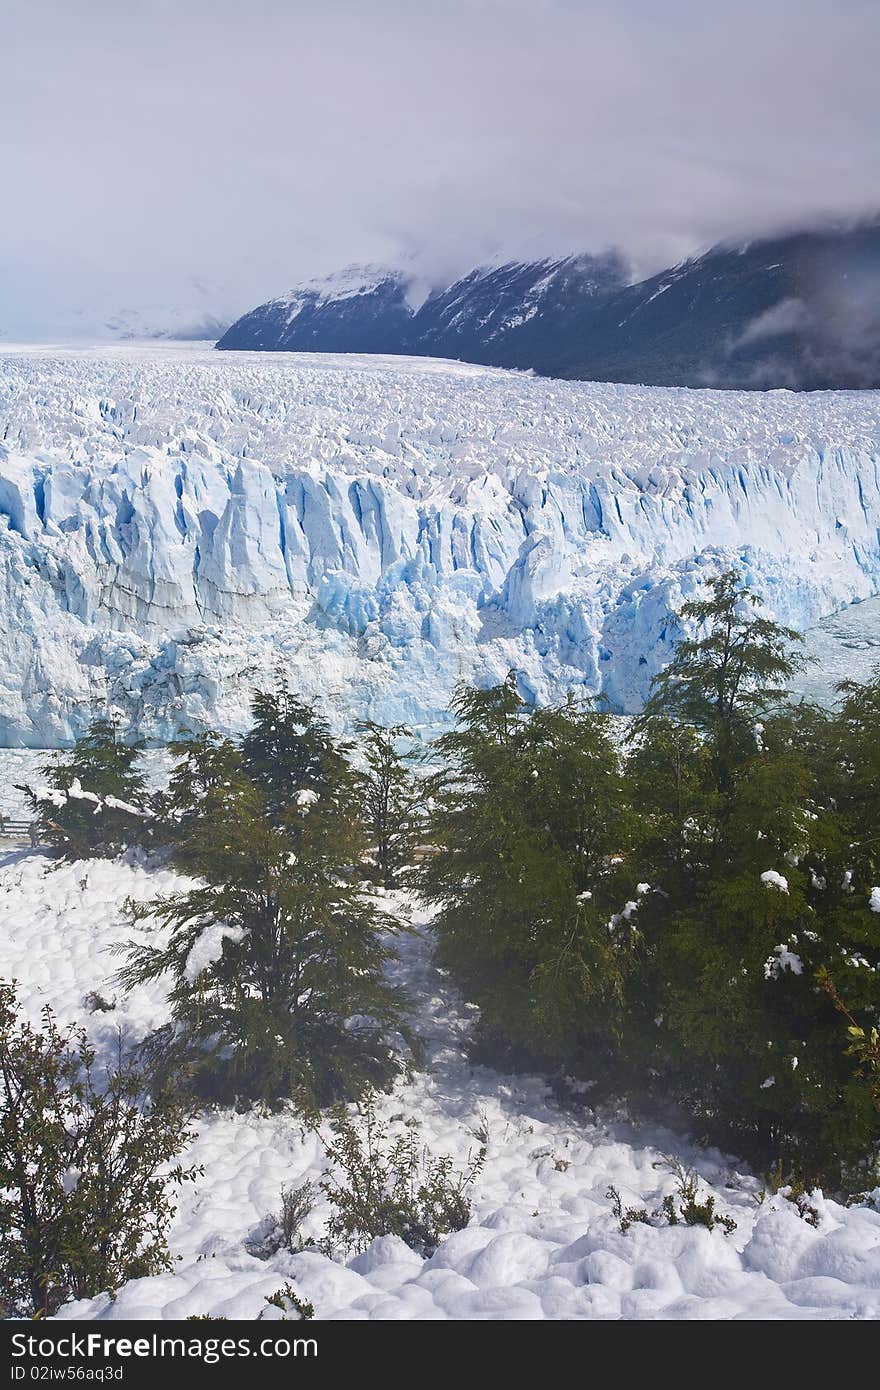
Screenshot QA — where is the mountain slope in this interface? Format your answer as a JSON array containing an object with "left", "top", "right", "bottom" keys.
[
  {"left": 540, "top": 224, "right": 880, "bottom": 389},
  {"left": 216, "top": 265, "right": 415, "bottom": 353},
  {"left": 217, "top": 224, "right": 880, "bottom": 389},
  {"left": 410, "top": 253, "right": 627, "bottom": 362}
]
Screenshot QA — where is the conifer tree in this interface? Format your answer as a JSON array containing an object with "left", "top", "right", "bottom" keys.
[
  {"left": 242, "top": 682, "right": 353, "bottom": 821},
  {"left": 630, "top": 572, "right": 879, "bottom": 1184},
  {"left": 119, "top": 702, "right": 408, "bottom": 1106},
  {"left": 23, "top": 716, "right": 147, "bottom": 858},
  {"left": 625, "top": 716, "right": 711, "bottom": 903},
  {"left": 357, "top": 722, "right": 421, "bottom": 887},
  {"left": 798, "top": 678, "right": 880, "bottom": 1156},
  {"left": 150, "top": 731, "right": 247, "bottom": 850},
  {"left": 645, "top": 568, "right": 802, "bottom": 797},
  {"left": 423, "top": 674, "right": 633, "bottom": 1066}
]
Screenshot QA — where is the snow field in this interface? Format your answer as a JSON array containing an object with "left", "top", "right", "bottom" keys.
[{"left": 1, "top": 848, "right": 878, "bottom": 1320}]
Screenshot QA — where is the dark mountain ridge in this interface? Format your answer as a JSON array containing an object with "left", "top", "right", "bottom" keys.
[{"left": 217, "top": 223, "right": 880, "bottom": 389}]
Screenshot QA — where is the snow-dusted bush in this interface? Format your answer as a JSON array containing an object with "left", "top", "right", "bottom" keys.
[
  {"left": 314, "top": 1095, "right": 484, "bottom": 1258},
  {"left": 258, "top": 1282, "right": 315, "bottom": 1321},
  {"left": 21, "top": 717, "right": 149, "bottom": 856},
  {"left": 187, "top": 1282, "right": 315, "bottom": 1320},
  {"left": 22, "top": 717, "right": 149, "bottom": 859},
  {"left": 246, "top": 1181, "right": 316, "bottom": 1259},
  {"left": 608, "top": 1158, "right": 737, "bottom": 1236},
  {"left": 0, "top": 982, "right": 198, "bottom": 1318}
]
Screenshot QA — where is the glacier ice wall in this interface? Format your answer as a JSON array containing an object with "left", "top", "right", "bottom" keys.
[{"left": 1, "top": 345, "right": 879, "bottom": 746}]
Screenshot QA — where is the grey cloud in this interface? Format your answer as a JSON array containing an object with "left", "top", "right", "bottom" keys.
[
  {"left": 2, "top": 0, "right": 878, "bottom": 336},
  {"left": 737, "top": 299, "right": 815, "bottom": 345}
]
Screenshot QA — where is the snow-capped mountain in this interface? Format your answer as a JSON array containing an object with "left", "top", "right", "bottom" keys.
[
  {"left": 401, "top": 252, "right": 628, "bottom": 358},
  {"left": 1, "top": 344, "right": 878, "bottom": 747},
  {"left": 217, "top": 224, "right": 880, "bottom": 389},
  {"left": 217, "top": 254, "right": 628, "bottom": 362},
  {"left": 216, "top": 265, "right": 415, "bottom": 353}
]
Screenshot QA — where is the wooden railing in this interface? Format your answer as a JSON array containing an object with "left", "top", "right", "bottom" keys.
[{"left": 0, "top": 819, "right": 35, "bottom": 838}]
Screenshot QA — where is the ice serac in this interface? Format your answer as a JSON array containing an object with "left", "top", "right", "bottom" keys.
[{"left": 0, "top": 346, "right": 879, "bottom": 746}]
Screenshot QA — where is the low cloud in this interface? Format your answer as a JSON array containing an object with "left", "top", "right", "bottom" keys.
[
  {"left": 2, "top": 0, "right": 878, "bottom": 334},
  {"left": 737, "top": 299, "right": 815, "bottom": 346},
  {"left": 730, "top": 267, "right": 880, "bottom": 389}
]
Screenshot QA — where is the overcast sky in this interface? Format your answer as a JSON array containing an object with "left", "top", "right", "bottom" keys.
[{"left": 2, "top": 0, "right": 878, "bottom": 334}]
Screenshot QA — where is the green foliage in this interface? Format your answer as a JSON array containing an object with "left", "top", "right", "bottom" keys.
[
  {"left": 422, "top": 674, "right": 635, "bottom": 1068},
  {"left": 314, "top": 1094, "right": 484, "bottom": 1258},
  {"left": 605, "top": 1186, "right": 652, "bottom": 1234},
  {"left": 624, "top": 715, "right": 713, "bottom": 905},
  {"left": 119, "top": 695, "right": 410, "bottom": 1107},
  {"left": 259, "top": 1282, "right": 315, "bottom": 1321},
  {"left": 22, "top": 717, "right": 148, "bottom": 859},
  {"left": 644, "top": 568, "right": 803, "bottom": 796},
  {"left": 757, "top": 1163, "right": 822, "bottom": 1226},
  {"left": 187, "top": 1284, "right": 316, "bottom": 1321},
  {"left": 819, "top": 971, "right": 880, "bottom": 1119},
  {"left": 608, "top": 1160, "right": 736, "bottom": 1237},
  {"left": 150, "top": 731, "right": 247, "bottom": 850},
  {"left": 626, "top": 573, "right": 880, "bottom": 1187},
  {"left": 246, "top": 1181, "right": 315, "bottom": 1259},
  {"left": 657, "top": 1158, "right": 738, "bottom": 1234},
  {"left": 427, "top": 572, "right": 880, "bottom": 1191},
  {"left": 809, "top": 677, "right": 880, "bottom": 1035},
  {"left": 357, "top": 722, "right": 422, "bottom": 887},
  {"left": 0, "top": 982, "right": 198, "bottom": 1318},
  {"left": 242, "top": 681, "right": 354, "bottom": 822}
]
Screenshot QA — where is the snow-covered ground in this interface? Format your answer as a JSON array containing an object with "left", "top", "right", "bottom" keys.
[
  {"left": 1, "top": 847, "right": 878, "bottom": 1321},
  {"left": 1, "top": 344, "right": 879, "bottom": 745}
]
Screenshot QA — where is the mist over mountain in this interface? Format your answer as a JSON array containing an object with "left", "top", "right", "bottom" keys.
[
  {"left": 0, "top": 275, "right": 235, "bottom": 346},
  {"left": 218, "top": 223, "right": 880, "bottom": 390}
]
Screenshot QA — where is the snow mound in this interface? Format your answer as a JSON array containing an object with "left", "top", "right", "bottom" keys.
[{"left": 761, "top": 870, "right": 790, "bottom": 893}]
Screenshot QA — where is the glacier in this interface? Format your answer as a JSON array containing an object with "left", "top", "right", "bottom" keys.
[{"left": 0, "top": 343, "right": 879, "bottom": 747}]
